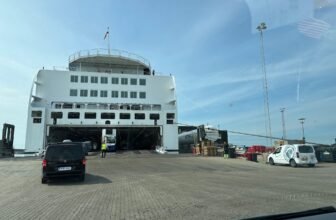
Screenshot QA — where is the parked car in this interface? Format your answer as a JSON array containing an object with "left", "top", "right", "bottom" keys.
[
  {"left": 235, "top": 146, "right": 247, "bottom": 156},
  {"left": 267, "top": 144, "right": 318, "bottom": 167},
  {"left": 42, "top": 142, "right": 86, "bottom": 184},
  {"left": 247, "top": 145, "right": 267, "bottom": 154}
]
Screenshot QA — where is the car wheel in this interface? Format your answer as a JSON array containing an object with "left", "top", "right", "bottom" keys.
[
  {"left": 269, "top": 158, "right": 275, "bottom": 165},
  {"left": 41, "top": 177, "right": 47, "bottom": 184},
  {"left": 290, "top": 159, "right": 297, "bottom": 168},
  {"left": 308, "top": 164, "right": 315, "bottom": 167}
]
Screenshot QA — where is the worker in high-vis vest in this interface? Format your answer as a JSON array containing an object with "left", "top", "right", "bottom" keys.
[{"left": 101, "top": 141, "right": 107, "bottom": 158}]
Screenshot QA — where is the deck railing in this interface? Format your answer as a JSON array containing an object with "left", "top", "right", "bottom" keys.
[{"left": 68, "top": 48, "right": 151, "bottom": 67}]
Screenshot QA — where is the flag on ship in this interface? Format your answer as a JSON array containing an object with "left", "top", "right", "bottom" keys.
[{"left": 104, "top": 27, "right": 109, "bottom": 40}]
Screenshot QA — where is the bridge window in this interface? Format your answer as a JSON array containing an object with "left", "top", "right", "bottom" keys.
[
  {"left": 63, "top": 103, "right": 73, "bottom": 109},
  {"left": 139, "top": 92, "right": 146, "bottom": 99},
  {"left": 31, "top": 111, "right": 42, "bottom": 117},
  {"left": 33, "top": 118, "right": 41, "bottom": 123},
  {"left": 121, "top": 91, "right": 128, "bottom": 98},
  {"left": 81, "top": 76, "right": 88, "bottom": 83},
  {"left": 111, "top": 91, "right": 118, "bottom": 98},
  {"left": 110, "top": 104, "right": 119, "bottom": 110},
  {"left": 130, "top": 78, "right": 137, "bottom": 85},
  {"left": 75, "top": 104, "right": 85, "bottom": 109},
  {"left": 135, "top": 113, "right": 145, "bottom": 120},
  {"left": 80, "top": 90, "right": 88, "bottom": 97},
  {"left": 101, "top": 77, "right": 108, "bottom": 84},
  {"left": 112, "top": 77, "right": 119, "bottom": 84},
  {"left": 70, "top": 89, "right": 77, "bottom": 96},
  {"left": 139, "top": 79, "right": 146, "bottom": 86},
  {"left": 167, "top": 113, "right": 175, "bottom": 124},
  {"left": 100, "top": 90, "right": 108, "bottom": 97},
  {"left": 70, "top": 75, "right": 78, "bottom": 83},
  {"left": 121, "top": 78, "right": 128, "bottom": 85},
  {"left": 150, "top": 114, "right": 160, "bottom": 120},
  {"left": 101, "top": 113, "right": 115, "bottom": 119},
  {"left": 90, "top": 90, "right": 98, "bottom": 97},
  {"left": 84, "top": 112, "right": 96, "bottom": 119},
  {"left": 120, "top": 113, "right": 130, "bottom": 119},
  {"left": 51, "top": 112, "right": 63, "bottom": 119},
  {"left": 91, "top": 76, "right": 98, "bottom": 83},
  {"left": 68, "top": 112, "right": 80, "bottom": 119},
  {"left": 130, "top": 91, "right": 137, "bottom": 98},
  {"left": 131, "top": 105, "right": 141, "bottom": 110},
  {"left": 152, "top": 105, "right": 161, "bottom": 110}
]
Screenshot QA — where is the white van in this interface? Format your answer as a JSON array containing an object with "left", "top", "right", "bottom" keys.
[{"left": 268, "top": 144, "right": 318, "bottom": 167}]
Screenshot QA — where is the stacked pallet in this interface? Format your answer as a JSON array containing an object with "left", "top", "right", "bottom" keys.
[
  {"left": 202, "top": 146, "right": 217, "bottom": 156},
  {"left": 195, "top": 146, "right": 201, "bottom": 155},
  {"left": 192, "top": 144, "right": 201, "bottom": 155},
  {"left": 203, "top": 146, "right": 208, "bottom": 156},
  {"left": 193, "top": 141, "right": 218, "bottom": 156}
]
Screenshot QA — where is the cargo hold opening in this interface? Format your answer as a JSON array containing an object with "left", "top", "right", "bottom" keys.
[
  {"left": 47, "top": 127, "right": 102, "bottom": 151},
  {"left": 47, "top": 126, "right": 161, "bottom": 151},
  {"left": 116, "top": 127, "right": 161, "bottom": 151}
]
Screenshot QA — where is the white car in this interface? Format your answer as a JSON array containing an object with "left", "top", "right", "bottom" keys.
[{"left": 267, "top": 144, "right": 318, "bottom": 167}]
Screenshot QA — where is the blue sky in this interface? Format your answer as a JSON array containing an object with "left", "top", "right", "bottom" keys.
[{"left": 1, "top": 0, "right": 335, "bottom": 148}]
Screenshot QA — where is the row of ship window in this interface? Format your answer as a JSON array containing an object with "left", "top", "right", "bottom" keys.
[
  {"left": 31, "top": 111, "right": 175, "bottom": 123},
  {"left": 70, "top": 75, "right": 146, "bottom": 85},
  {"left": 52, "top": 103, "right": 162, "bottom": 111},
  {"left": 49, "top": 112, "right": 169, "bottom": 120},
  {"left": 70, "top": 89, "right": 146, "bottom": 99}
]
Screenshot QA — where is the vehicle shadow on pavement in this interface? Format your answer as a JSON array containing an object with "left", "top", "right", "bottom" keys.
[
  {"left": 269, "top": 164, "right": 325, "bottom": 169},
  {"left": 84, "top": 173, "right": 112, "bottom": 184},
  {"left": 47, "top": 173, "right": 112, "bottom": 186}
]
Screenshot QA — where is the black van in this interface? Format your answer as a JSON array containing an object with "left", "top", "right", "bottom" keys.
[{"left": 42, "top": 143, "right": 86, "bottom": 184}]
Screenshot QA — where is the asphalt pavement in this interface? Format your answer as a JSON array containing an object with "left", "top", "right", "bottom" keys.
[{"left": 0, "top": 151, "right": 335, "bottom": 219}]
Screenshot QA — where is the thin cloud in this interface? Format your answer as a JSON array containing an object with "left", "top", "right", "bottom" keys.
[
  {"left": 0, "top": 57, "right": 35, "bottom": 79},
  {"left": 179, "top": 47, "right": 336, "bottom": 95},
  {"left": 179, "top": 82, "right": 260, "bottom": 113},
  {"left": 180, "top": 2, "right": 241, "bottom": 52}
]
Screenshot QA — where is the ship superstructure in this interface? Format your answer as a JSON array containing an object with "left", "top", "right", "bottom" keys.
[{"left": 25, "top": 49, "right": 178, "bottom": 153}]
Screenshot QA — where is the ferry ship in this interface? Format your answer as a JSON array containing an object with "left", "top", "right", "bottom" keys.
[{"left": 25, "top": 49, "right": 178, "bottom": 154}]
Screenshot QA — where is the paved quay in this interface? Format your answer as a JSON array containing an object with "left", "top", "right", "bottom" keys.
[{"left": 0, "top": 152, "right": 336, "bottom": 220}]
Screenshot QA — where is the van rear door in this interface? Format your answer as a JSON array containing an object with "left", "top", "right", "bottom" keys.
[{"left": 298, "top": 145, "right": 316, "bottom": 163}]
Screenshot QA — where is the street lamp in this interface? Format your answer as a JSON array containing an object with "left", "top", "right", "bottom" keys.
[
  {"left": 257, "top": 22, "right": 272, "bottom": 146},
  {"left": 298, "top": 118, "right": 305, "bottom": 144},
  {"left": 280, "top": 108, "right": 286, "bottom": 140}
]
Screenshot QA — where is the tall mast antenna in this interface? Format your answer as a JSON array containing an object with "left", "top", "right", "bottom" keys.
[{"left": 104, "top": 27, "right": 110, "bottom": 54}]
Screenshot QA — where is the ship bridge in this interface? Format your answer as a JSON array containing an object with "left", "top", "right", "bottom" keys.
[{"left": 68, "top": 49, "right": 152, "bottom": 75}]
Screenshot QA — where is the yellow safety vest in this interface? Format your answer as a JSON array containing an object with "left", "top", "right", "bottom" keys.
[{"left": 101, "top": 143, "right": 107, "bottom": 150}]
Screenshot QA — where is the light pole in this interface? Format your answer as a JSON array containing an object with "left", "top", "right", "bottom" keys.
[
  {"left": 298, "top": 118, "right": 305, "bottom": 144},
  {"left": 280, "top": 108, "right": 286, "bottom": 140},
  {"left": 257, "top": 22, "right": 272, "bottom": 146}
]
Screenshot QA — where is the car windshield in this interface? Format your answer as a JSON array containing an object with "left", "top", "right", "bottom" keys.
[
  {"left": 45, "top": 145, "right": 83, "bottom": 161},
  {"left": 298, "top": 145, "right": 314, "bottom": 153}
]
